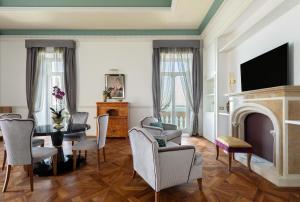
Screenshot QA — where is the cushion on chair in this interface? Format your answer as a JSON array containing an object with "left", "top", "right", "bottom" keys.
[
  {"left": 155, "top": 138, "right": 166, "bottom": 147},
  {"left": 72, "top": 139, "right": 98, "bottom": 151},
  {"left": 32, "top": 147, "right": 57, "bottom": 163},
  {"left": 216, "top": 136, "right": 252, "bottom": 148},
  {"left": 32, "top": 138, "right": 44, "bottom": 147},
  {"left": 150, "top": 122, "right": 163, "bottom": 129}
]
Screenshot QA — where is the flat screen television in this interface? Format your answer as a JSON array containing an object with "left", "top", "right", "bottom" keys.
[{"left": 240, "top": 43, "right": 289, "bottom": 91}]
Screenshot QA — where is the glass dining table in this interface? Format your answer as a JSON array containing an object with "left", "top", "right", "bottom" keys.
[{"left": 33, "top": 123, "right": 90, "bottom": 176}]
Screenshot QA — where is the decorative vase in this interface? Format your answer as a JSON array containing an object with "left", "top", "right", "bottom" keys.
[
  {"left": 103, "top": 95, "right": 107, "bottom": 102},
  {"left": 52, "top": 116, "right": 64, "bottom": 129}
]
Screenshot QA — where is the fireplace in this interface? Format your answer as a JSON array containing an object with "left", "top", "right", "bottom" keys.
[
  {"left": 227, "top": 86, "right": 300, "bottom": 187},
  {"left": 244, "top": 113, "right": 274, "bottom": 163}
]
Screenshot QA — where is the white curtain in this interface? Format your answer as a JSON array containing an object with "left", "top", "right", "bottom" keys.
[
  {"left": 160, "top": 48, "right": 194, "bottom": 133},
  {"left": 34, "top": 48, "right": 66, "bottom": 125},
  {"left": 160, "top": 50, "right": 174, "bottom": 111}
]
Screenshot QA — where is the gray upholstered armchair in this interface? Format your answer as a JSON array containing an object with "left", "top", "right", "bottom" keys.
[
  {"left": 129, "top": 127, "right": 202, "bottom": 202},
  {"left": 140, "top": 116, "right": 182, "bottom": 144}
]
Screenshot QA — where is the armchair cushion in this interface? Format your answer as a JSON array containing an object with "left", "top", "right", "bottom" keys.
[
  {"left": 155, "top": 138, "right": 166, "bottom": 147},
  {"left": 150, "top": 122, "right": 163, "bottom": 129}
]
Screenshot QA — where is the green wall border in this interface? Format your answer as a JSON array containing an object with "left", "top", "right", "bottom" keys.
[
  {"left": 0, "top": 0, "right": 224, "bottom": 36},
  {"left": 0, "top": 29, "right": 199, "bottom": 36},
  {"left": 0, "top": 0, "right": 172, "bottom": 7}
]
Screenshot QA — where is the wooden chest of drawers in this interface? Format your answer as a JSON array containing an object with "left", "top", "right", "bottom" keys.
[{"left": 96, "top": 102, "right": 129, "bottom": 138}]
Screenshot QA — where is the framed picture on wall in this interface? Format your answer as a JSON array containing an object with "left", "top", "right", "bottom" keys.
[{"left": 105, "top": 74, "right": 125, "bottom": 99}]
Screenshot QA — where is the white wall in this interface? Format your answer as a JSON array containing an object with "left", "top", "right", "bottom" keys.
[
  {"left": 228, "top": 3, "right": 300, "bottom": 93},
  {"left": 0, "top": 35, "right": 198, "bottom": 135}
]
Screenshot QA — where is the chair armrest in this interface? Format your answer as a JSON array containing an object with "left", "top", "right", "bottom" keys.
[
  {"left": 162, "top": 123, "right": 177, "bottom": 130},
  {"left": 142, "top": 125, "right": 163, "bottom": 136},
  {"left": 158, "top": 145, "right": 195, "bottom": 153},
  {"left": 157, "top": 145, "right": 196, "bottom": 190}
]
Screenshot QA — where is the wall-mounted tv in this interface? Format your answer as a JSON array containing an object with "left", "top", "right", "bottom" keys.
[{"left": 240, "top": 43, "right": 289, "bottom": 91}]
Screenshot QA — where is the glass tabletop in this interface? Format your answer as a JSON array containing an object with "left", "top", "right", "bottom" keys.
[{"left": 34, "top": 124, "right": 90, "bottom": 136}]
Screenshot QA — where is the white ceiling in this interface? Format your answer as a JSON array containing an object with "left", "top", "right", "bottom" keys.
[{"left": 0, "top": 0, "right": 213, "bottom": 30}]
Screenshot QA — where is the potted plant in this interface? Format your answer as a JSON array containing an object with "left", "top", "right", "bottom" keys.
[
  {"left": 50, "top": 86, "right": 65, "bottom": 128},
  {"left": 102, "top": 89, "right": 111, "bottom": 102}
]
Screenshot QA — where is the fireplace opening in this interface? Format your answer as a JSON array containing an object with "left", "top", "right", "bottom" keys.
[{"left": 244, "top": 113, "right": 274, "bottom": 162}]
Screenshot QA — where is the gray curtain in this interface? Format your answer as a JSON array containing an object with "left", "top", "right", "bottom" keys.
[
  {"left": 26, "top": 47, "right": 39, "bottom": 118},
  {"left": 152, "top": 48, "right": 161, "bottom": 119},
  {"left": 25, "top": 39, "right": 77, "bottom": 118},
  {"left": 191, "top": 48, "right": 202, "bottom": 136},
  {"left": 64, "top": 47, "right": 77, "bottom": 114}
]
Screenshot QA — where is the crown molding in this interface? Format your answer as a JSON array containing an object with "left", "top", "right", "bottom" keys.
[
  {"left": 0, "top": 0, "right": 224, "bottom": 36},
  {"left": 0, "top": 0, "right": 172, "bottom": 7}
]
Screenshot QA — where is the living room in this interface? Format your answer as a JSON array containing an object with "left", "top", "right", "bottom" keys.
[{"left": 0, "top": 0, "right": 300, "bottom": 201}]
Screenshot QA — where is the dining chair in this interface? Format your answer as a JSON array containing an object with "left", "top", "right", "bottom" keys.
[
  {"left": 64, "top": 112, "right": 89, "bottom": 145},
  {"left": 72, "top": 114, "right": 109, "bottom": 171},
  {"left": 0, "top": 119, "right": 58, "bottom": 192},
  {"left": 0, "top": 113, "right": 45, "bottom": 170}
]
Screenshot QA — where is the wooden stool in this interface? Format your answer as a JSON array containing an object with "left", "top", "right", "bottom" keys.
[{"left": 215, "top": 135, "right": 253, "bottom": 172}]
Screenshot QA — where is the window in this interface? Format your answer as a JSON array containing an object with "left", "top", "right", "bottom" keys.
[
  {"left": 34, "top": 48, "right": 67, "bottom": 125},
  {"left": 160, "top": 49, "right": 193, "bottom": 131}
]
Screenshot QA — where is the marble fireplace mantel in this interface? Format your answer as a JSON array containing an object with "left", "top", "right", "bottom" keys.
[{"left": 226, "top": 85, "right": 300, "bottom": 187}]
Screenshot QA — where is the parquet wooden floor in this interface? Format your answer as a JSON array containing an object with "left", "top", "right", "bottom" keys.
[{"left": 0, "top": 136, "right": 300, "bottom": 202}]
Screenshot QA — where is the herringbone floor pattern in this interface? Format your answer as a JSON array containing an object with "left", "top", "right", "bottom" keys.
[{"left": 0, "top": 136, "right": 300, "bottom": 202}]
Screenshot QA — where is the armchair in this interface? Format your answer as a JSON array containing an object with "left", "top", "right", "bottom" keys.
[
  {"left": 140, "top": 116, "right": 182, "bottom": 144},
  {"left": 129, "top": 127, "right": 202, "bottom": 202}
]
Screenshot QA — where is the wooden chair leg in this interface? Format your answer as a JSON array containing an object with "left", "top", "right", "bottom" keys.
[
  {"left": 132, "top": 170, "right": 137, "bottom": 179},
  {"left": 28, "top": 165, "right": 34, "bottom": 191},
  {"left": 2, "top": 165, "right": 11, "bottom": 192},
  {"left": 53, "top": 154, "right": 57, "bottom": 176},
  {"left": 155, "top": 191, "right": 160, "bottom": 202},
  {"left": 247, "top": 153, "right": 252, "bottom": 171},
  {"left": 97, "top": 149, "right": 101, "bottom": 171},
  {"left": 103, "top": 147, "right": 106, "bottom": 162},
  {"left": 72, "top": 150, "right": 77, "bottom": 171},
  {"left": 197, "top": 178, "right": 202, "bottom": 191},
  {"left": 41, "top": 144, "right": 44, "bottom": 147},
  {"left": 228, "top": 152, "right": 232, "bottom": 172},
  {"left": 84, "top": 150, "right": 87, "bottom": 160},
  {"left": 2, "top": 150, "right": 7, "bottom": 171},
  {"left": 72, "top": 141, "right": 74, "bottom": 146},
  {"left": 216, "top": 145, "right": 219, "bottom": 160}
]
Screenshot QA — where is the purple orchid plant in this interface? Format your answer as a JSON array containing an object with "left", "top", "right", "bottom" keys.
[{"left": 50, "top": 86, "right": 65, "bottom": 119}]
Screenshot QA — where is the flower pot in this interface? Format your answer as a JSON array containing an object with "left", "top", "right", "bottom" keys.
[
  {"left": 52, "top": 116, "right": 64, "bottom": 129},
  {"left": 103, "top": 95, "right": 107, "bottom": 102}
]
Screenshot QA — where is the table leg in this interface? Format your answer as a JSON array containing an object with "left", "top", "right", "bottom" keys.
[{"left": 51, "top": 132, "right": 65, "bottom": 163}]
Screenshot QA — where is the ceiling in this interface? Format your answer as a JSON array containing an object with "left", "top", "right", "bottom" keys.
[{"left": 0, "top": 0, "right": 224, "bottom": 35}]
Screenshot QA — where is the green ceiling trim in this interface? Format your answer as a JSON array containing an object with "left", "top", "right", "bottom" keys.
[
  {"left": 0, "top": 0, "right": 172, "bottom": 7},
  {"left": 198, "top": 0, "right": 224, "bottom": 34},
  {"left": 0, "top": 29, "right": 199, "bottom": 36},
  {"left": 0, "top": 0, "right": 224, "bottom": 35}
]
